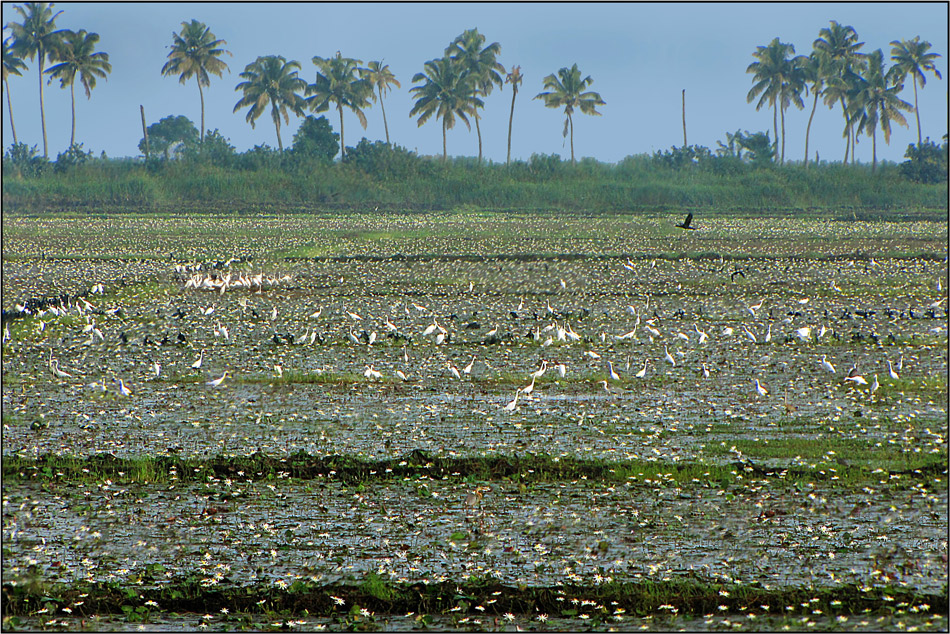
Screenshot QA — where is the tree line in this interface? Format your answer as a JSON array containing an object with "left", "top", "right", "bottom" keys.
[{"left": 2, "top": 3, "right": 943, "bottom": 171}]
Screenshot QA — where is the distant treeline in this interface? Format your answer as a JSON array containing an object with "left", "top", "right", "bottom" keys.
[{"left": 2, "top": 136, "right": 946, "bottom": 218}]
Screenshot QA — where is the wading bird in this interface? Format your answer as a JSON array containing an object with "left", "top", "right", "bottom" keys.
[
  {"left": 820, "top": 355, "right": 836, "bottom": 374},
  {"left": 207, "top": 371, "right": 228, "bottom": 387},
  {"left": 635, "top": 360, "right": 649, "bottom": 378},
  {"left": 191, "top": 350, "right": 204, "bottom": 370},
  {"left": 753, "top": 378, "right": 768, "bottom": 398},
  {"left": 887, "top": 359, "right": 900, "bottom": 380},
  {"left": 502, "top": 388, "right": 522, "bottom": 412}
]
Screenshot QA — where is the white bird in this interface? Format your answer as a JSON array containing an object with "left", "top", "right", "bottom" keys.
[
  {"left": 742, "top": 327, "right": 757, "bottom": 343},
  {"left": 383, "top": 317, "right": 398, "bottom": 332},
  {"left": 367, "top": 331, "right": 377, "bottom": 346},
  {"left": 584, "top": 350, "right": 601, "bottom": 360},
  {"left": 607, "top": 360, "right": 620, "bottom": 381},
  {"left": 521, "top": 375, "right": 537, "bottom": 396},
  {"left": 897, "top": 353, "right": 904, "bottom": 371},
  {"left": 599, "top": 379, "right": 611, "bottom": 393},
  {"left": 887, "top": 360, "right": 899, "bottom": 380},
  {"left": 486, "top": 325, "right": 498, "bottom": 337},
  {"left": 694, "top": 324, "right": 708, "bottom": 344},
  {"left": 345, "top": 309, "right": 362, "bottom": 321},
  {"left": 870, "top": 374, "right": 879, "bottom": 395},
  {"left": 309, "top": 308, "right": 323, "bottom": 319},
  {"left": 216, "top": 322, "right": 229, "bottom": 340},
  {"left": 747, "top": 299, "right": 764, "bottom": 319},
  {"left": 363, "top": 365, "right": 382, "bottom": 380},
  {"left": 115, "top": 377, "right": 133, "bottom": 397},
  {"left": 151, "top": 361, "right": 161, "bottom": 377},
  {"left": 555, "top": 363, "right": 567, "bottom": 378},
  {"left": 422, "top": 321, "right": 439, "bottom": 336},
  {"left": 663, "top": 345, "right": 675, "bottom": 367},
  {"left": 269, "top": 306, "right": 278, "bottom": 321},
  {"left": 2, "top": 324, "right": 10, "bottom": 343},
  {"left": 796, "top": 327, "right": 812, "bottom": 342},
  {"left": 675, "top": 332, "right": 690, "bottom": 343},
  {"left": 753, "top": 378, "right": 768, "bottom": 398},
  {"left": 434, "top": 332, "right": 446, "bottom": 345},
  {"left": 844, "top": 373, "right": 868, "bottom": 386},
  {"left": 764, "top": 324, "right": 771, "bottom": 343},
  {"left": 207, "top": 371, "right": 228, "bottom": 387},
  {"left": 722, "top": 326, "right": 735, "bottom": 336},
  {"left": 502, "top": 388, "right": 522, "bottom": 412},
  {"left": 463, "top": 356, "right": 476, "bottom": 375},
  {"left": 447, "top": 363, "right": 461, "bottom": 380},
  {"left": 529, "top": 360, "right": 548, "bottom": 379},
  {"left": 394, "top": 369, "right": 408, "bottom": 382},
  {"left": 191, "top": 350, "right": 204, "bottom": 370},
  {"left": 820, "top": 355, "right": 836, "bottom": 374},
  {"left": 50, "top": 359, "right": 73, "bottom": 379},
  {"left": 274, "top": 364, "right": 283, "bottom": 378},
  {"left": 635, "top": 360, "right": 648, "bottom": 378},
  {"left": 702, "top": 363, "right": 710, "bottom": 378}
]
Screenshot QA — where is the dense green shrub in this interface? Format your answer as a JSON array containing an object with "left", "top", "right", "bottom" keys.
[{"left": 900, "top": 139, "right": 948, "bottom": 184}]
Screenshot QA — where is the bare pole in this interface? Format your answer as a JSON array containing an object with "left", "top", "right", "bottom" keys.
[
  {"left": 682, "top": 89, "right": 687, "bottom": 147},
  {"left": 140, "top": 105, "right": 150, "bottom": 162}
]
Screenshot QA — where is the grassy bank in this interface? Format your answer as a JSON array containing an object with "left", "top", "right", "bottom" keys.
[{"left": 3, "top": 154, "right": 947, "bottom": 219}]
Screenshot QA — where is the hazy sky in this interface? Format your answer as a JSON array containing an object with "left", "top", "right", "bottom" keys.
[{"left": 2, "top": 2, "right": 946, "bottom": 164}]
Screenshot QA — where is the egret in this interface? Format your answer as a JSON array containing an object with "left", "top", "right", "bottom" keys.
[
  {"left": 870, "top": 374, "right": 879, "bottom": 395},
  {"left": 764, "top": 324, "right": 771, "bottom": 343},
  {"left": 742, "top": 327, "right": 757, "bottom": 343},
  {"left": 796, "top": 327, "right": 812, "bottom": 342},
  {"left": 274, "top": 364, "right": 283, "bottom": 378},
  {"left": 820, "top": 355, "right": 836, "bottom": 374},
  {"left": 747, "top": 299, "right": 764, "bottom": 319},
  {"left": 529, "top": 360, "right": 548, "bottom": 379},
  {"left": 395, "top": 369, "right": 408, "bottom": 381},
  {"left": 345, "top": 309, "right": 362, "bottom": 321},
  {"left": 348, "top": 331, "right": 361, "bottom": 345},
  {"left": 599, "top": 379, "right": 611, "bottom": 392},
  {"left": 607, "top": 361, "right": 620, "bottom": 381},
  {"left": 887, "top": 360, "right": 899, "bottom": 380},
  {"left": 50, "top": 359, "right": 73, "bottom": 379},
  {"left": 521, "top": 375, "right": 537, "bottom": 396},
  {"left": 435, "top": 332, "right": 446, "bottom": 345},
  {"left": 207, "top": 371, "right": 228, "bottom": 387},
  {"left": 151, "top": 361, "right": 161, "bottom": 377},
  {"left": 663, "top": 345, "right": 676, "bottom": 367},
  {"left": 115, "top": 377, "right": 133, "bottom": 397},
  {"left": 584, "top": 350, "right": 601, "bottom": 360},
  {"left": 753, "top": 379, "right": 768, "bottom": 398},
  {"left": 447, "top": 363, "right": 461, "bottom": 380},
  {"left": 502, "top": 388, "right": 522, "bottom": 412},
  {"left": 363, "top": 365, "right": 382, "bottom": 380},
  {"left": 555, "top": 362, "right": 567, "bottom": 378},
  {"left": 463, "top": 356, "right": 476, "bottom": 375},
  {"left": 309, "top": 308, "right": 323, "bottom": 319},
  {"left": 694, "top": 324, "right": 708, "bottom": 344},
  {"left": 191, "top": 350, "right": 204, "bottom": 370},
  {"left": 635, "top": 360, "right": 648, "bottom": 378}
]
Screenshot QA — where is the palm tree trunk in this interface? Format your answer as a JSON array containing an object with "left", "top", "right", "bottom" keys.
[
  {"left": 804, "top": 90, "right": 819, "bottom": 168},
  {"left": 338, "top": 104, "right": 345, "bottom": 159},
  {"left": 475, "top": 110, "right": 482, "bottom": 164},
  {"left": 507, "top": 88, "right": 516, "bottom": 166},
  {"left": 442, "top": 116, "right": 447, "bottom": 161},
  {"left": 197, "top": 79, "right": 205, "bottom": 144},
  {"left": 378, "top": 86, "right": 390, "bottom": 145},
  {"left": 841, "top": 98, "right": 850, "bottom": 164},
  {"left": 779, "top": 103, "right": 786, "bottom": 164},
  {"left": 69, "top": 81, "right": 76, "bottom": 147},
  {"left": 569, "top": 113, "right": 575, "bottom": 165},
  {"left": 772, "top": 103, "right": 778, "bottom": 159},
  {"left": 872, "top": 127, "right": 877, "bottom": 173},
  {"left": 5, "top": 77, "right": 18, "bottom": 144},
  {"left": 38, "top": 46, "right": 48, "bottom": 158},
  {"left": 274, "top": 116, "right": 283, "bottom": 152},
  {"left": 912, "top": 73, "right": 921, "bottom": 146}
]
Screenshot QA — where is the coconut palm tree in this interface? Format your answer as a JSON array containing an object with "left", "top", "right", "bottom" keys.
[
  {"left": 534, "top": 63, "right": 605, "bottom": 165},
  {"left": 6, "top": 2, "right": 64, "bottom": 158},
  {"left": 44, "top": 29, "right": 111, "bottom": 147},
  {"left": 445, "top": 28, "right": 504, "bottom": 164},
  {"left": 307, "top": 52, "right": 373, "bottom": 160},
  {"left": 504, "top": 64, "right": 522, "bottom": 165},
  {"left": 233, "top": 55, "right": 307, "bottom": 152},
  {"left": 362, "top": 60, "right": 400, "bottom": 145},
  {"left": 746, "top": 38, "right": 804, "bottom": 164},
  {"left": 161, "top": 19, "right": 230, "bottom": 144},
  {"left": 814, "top": 21, "right": 866, "bottom": 164},
  {"left": 2, "top": 36, "right": 28, "bottom": 145},
  {"left": 889, "top": 37, "right": 942, "bottom": 146},
  {"left": 852, "top": 49, "right": 912, "bottom": 172},
  {"left": 801, "top": 50, "right": 831, "bottom": 167},
  {"left": 409, "top": 56, "right": 479, "bottom": 161}
]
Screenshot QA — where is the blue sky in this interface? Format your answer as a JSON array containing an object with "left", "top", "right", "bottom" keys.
[{"left": 2, "top": 2, "right": 946, "bottom": 164}]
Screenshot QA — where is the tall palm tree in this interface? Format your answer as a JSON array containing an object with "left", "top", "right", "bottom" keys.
[
  {"left": 44, "top": 29, "right": 110, "bottom": 147},
  {"left": 409, "top": 56, "right": 479, "bottom": 161},
  {"left": 6, "top": 2, "right": 64, "bottom": 158},
  {"left": 534, "top": 63, "right": 605, "bottom": 165},
  {"left": 801, "top": 50, "right": 831, "bottom": 167},
  {"left": 2, "top": 37, "right": 28, "bottom": 144},
  {"left": 362, "top": 60, "right": 400, "bottom": 145},
  {"left": 445, "top": 28, "right": 504, "bottom": 164},
  {"left": 233, "top": 55, "right": 307, "bottom": 152},
  {"left": 161, "top": 19, "right": 230, "bottom": 144},
  {"left": 889, "top": 37, "right": 942, "bottom": 146},
  {"left": 307, "top": 52, "right": 373, "bottom": 160},
  {"left": 504, "top": 64, "right": 522, "bottom": 165},
  {"left": 814, "top": 21, "right": 866, "bottom": 164},
  {"left": 746, "top": 38, "right": 804, "bottom": 164},
  {"left": 853, "top": 49, "right": 912, "bottom": 172}
]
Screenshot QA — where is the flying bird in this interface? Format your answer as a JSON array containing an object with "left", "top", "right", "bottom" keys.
[{"left": 676, "top": 212, "right": 696, "bottom": 230}]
